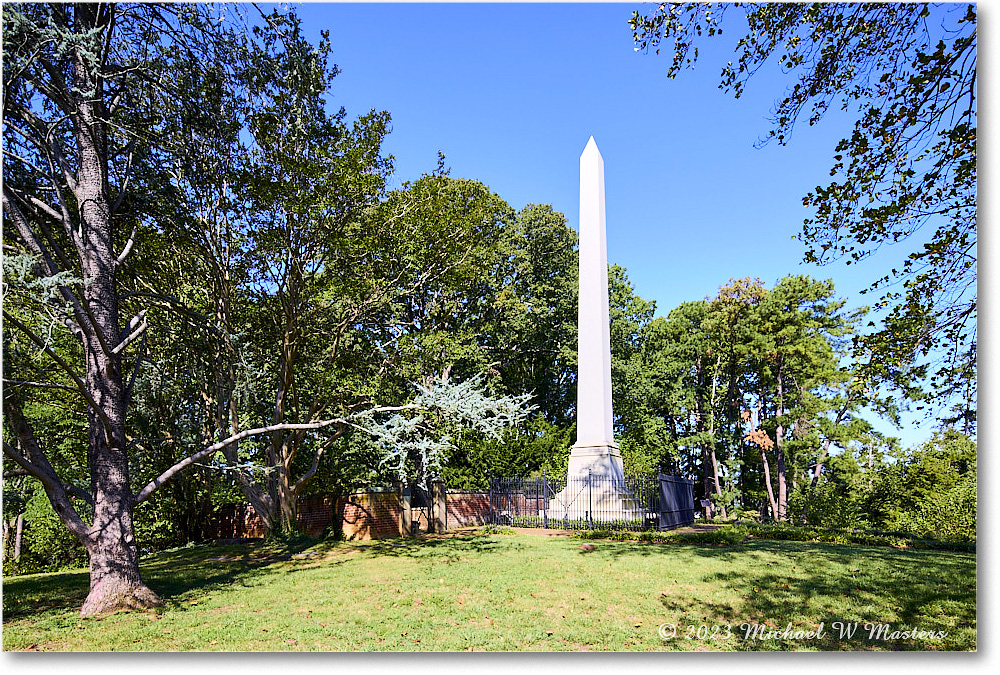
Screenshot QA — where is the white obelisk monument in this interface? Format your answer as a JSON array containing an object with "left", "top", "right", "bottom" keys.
[
  {"left": 568, "top": 137, "right": 625, "bottom": 483},
  {"left": 549, "top": 137, "right": 638, "bottom": 521}
]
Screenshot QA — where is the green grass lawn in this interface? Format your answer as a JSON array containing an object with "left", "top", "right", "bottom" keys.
[{"left": 2, "top": 530, "right": 976, "bottom": 651}]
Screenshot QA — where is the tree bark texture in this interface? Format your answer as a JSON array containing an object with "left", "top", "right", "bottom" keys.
[
  {"left": 774, "top": 360, "right": 788, "bottom": 521},
  {"left": 14, "top": 515, "right": 24, "bottom": 561},
  {"left": 761, "top": 448, "right": 779, "bottom": 522},
  {"left": 71, "top": 5, "right": 160, "bottom": 614}
]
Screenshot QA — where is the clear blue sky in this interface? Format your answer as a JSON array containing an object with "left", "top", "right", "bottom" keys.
[{"left": 287, "top": 1, "right": 951, "bottom": 448}]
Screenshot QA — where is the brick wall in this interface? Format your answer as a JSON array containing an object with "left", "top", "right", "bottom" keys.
[
  {"left": 204, "top": 503, "right": 269, "bottom": 539},
  {"left": 206, "top": 488, "right": 494, "bottom": 540},
  {"left": 339, "top": 492, "right": 402, "bottom": 540},
  {"left": 446, "top": 491, "right": 491, "bottom": 528},
  {"left": 297, "top": 494, "right": 339, "bottom": 537}
]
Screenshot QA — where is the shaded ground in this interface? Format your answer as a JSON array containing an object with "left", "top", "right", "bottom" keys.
[
  {"left": 2, "top": 529, "right": 975, "bottom": 652},
  {"left": 495, "top": 523, "right": 725, "bottom": 538}
]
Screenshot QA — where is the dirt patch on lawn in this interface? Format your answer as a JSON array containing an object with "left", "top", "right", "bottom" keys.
[
  {"left": 505, "top": 523, "right": 725, "bottom": 538},
  {"left": 407, "top": 523, "right": 728, "bottom": 541}
]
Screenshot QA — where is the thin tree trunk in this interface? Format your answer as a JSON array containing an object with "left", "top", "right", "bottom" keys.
[
  {"left": 694, "top": 354, "right": 717, "bottom": 518},
  {"left": 707, "top": 356, "right": 726, "bottom": 518},
  {"left": 709, "top": 446, "right": 725, "bottom": 518},
  {"left": 811, "top": 438, "right": 833, "bottom": 486},
  {"left": 774, "top": 361, "right": 788, "bottom": 521},
  {"left": 14, "top": 515, "right": 24, "bottom": 561},
  {"left": 776, "top": 443, "right": 788, "bottom": 521},
  {"left": 761, "top": 448, "right": 779, "bottom": 522}
]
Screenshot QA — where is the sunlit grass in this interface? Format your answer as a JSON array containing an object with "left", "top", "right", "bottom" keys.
[{"left": 2, "top": 531, "right": 975, "bottom": 651}]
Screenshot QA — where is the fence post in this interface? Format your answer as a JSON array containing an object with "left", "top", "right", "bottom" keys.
[
  {"left": 399, "top": 482, "right": 413, "bottom": 537},
  {"left": 487, "top": 472, "right": 494, "bottom": 525},
  {"left": 588, "top": 469, "right": 593, "bottom": 530},
  {"left": 542, "top": 469, "right": 548, "bottom": 529}
]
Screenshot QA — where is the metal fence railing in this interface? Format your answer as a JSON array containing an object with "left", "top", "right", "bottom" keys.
[{"left": 488, "top": 472, "right": 694, "bottom": 532}]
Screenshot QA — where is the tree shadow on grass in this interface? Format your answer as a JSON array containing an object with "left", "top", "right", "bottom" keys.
[
  {"left": 3, "top": 540, "right": 319, "bottom": 620},
  {"left": 2, "top": 568, "right": 92, "bottom": 619},
  {"left": 340, "top": 534, "right": 516, "bottom": 563},
  {"left": 2, "top": 535, "right": 516, "bottom": 620},
  {"left": 623, "top": 539, "right": 975, "bottom": 651}
]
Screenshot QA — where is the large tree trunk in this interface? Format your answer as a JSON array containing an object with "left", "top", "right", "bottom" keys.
[
  {"left": 278, "top": 466, "right": 298, "bottom": 533},
  {"left": 80, "top": 509, "right": 161, "bottom": 616},
  {"left": 73, "top": 6, "right": 160, "bottom": 614},
  {"left": 79, "top": 322, "right": 160, "bottom": 615}
]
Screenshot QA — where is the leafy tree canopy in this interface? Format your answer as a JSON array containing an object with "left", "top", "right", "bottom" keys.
[{"left": 631, "top": 2, "right": 976, "bottom": 429}]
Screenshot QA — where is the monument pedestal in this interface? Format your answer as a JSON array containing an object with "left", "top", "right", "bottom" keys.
[
  {"left": 566, "top": 442, "right": 624, "bottom": 481},
  {"left": 549, "top": 443, "right": 644, "bottom": 521}
]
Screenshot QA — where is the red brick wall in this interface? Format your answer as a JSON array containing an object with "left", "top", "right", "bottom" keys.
[
  {"left": 489, "top": 493, "right": 545, "bottom": 517},
  {"left": 297, "top": 495, "right": 338, "bottom": 537},
  {"left": 206, "top": 488, "right": 491, "bottom": 540},
  {"left": 446, "top": 492, "right": 491, "bottom": 528},
  {"left": 203, "top": 503, "right": 268, "bottom": 540},
  {"left": 339, "top": 492, "right": 402, "bottom": 540}
]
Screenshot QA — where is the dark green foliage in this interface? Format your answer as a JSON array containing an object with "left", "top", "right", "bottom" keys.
[
  {"left": 781, "top": 430, "right": 976, "bottom": 543},
  {"left": 575, "top": 526, "right": 748, "bottom": 546},
  {"left": 787, "top": 480, "right": 868, "bottom": 530},
  {"left": 882, "top": 431, "right": 976, "bottom": 541},
  {"left": 493, "top": 204, "right": 579, "bottom": 427},
  {"left": 14, "top": 485, "right": 87, "bottom": 574},
  {"left": 443, "top": 414, "right": 573, "bottom": 489},
  {"left": 738, "top": 522, "right": 974, "bottom": 553}
]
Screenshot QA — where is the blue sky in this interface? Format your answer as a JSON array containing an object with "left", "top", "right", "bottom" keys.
[{"left": 286, "top": 1, "right": 959, "bottom": 448}]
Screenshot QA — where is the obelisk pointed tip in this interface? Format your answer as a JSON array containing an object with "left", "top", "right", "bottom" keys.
[{"left": 582, "top": 136, "right": 600, "bottom": 155}]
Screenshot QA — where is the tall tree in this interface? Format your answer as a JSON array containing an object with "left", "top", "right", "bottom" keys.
[
  {"left": 377, "top": 173, "right": 514, "bottom": 389},
  {"left": 2, "top": 2, "right": 258, "bottom": 615},
  {"left": 703, "top": 278, "right": 772, "bottom": 515},
  {"left": 606, "top": 264, "right": 660, "bottom": 475},
  {"left": 3, "top": 2, "right": 497, "bottom": 615},
  {"left": 628, "top": 275, "right": 872, "bottom": 521},
  {"left": 631, "top": 3, "right": 976, "bottom": 426},
  {"left": 233, "top": 10, "right": 393, "bottom": 533},
  {"left": 425, "top": 201, "right": 579, "bottom": 486},
  {"left": 492, "top": 204, "right": 579, "bottom": 427}
]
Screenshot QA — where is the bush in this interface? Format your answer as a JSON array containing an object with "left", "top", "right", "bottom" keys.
[
  {"left": 480, "top": 524, "right": 516, "bottom": 535},
  {"left": 576, "top": 526, "right": 748, "bottom": 546},
  {"left": 739, "top": 522, "right": 975, "bottom": 552},
  {"left": 15, "top": 485, "right": 88, "bottom": 574},
  {"left": 886, "top": 473, "right": 976, "bottom": 543}
]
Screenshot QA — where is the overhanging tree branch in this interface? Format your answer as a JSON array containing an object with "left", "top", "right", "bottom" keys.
[{"left": 133, "top": 419, "right": 345, "bottom": 504}]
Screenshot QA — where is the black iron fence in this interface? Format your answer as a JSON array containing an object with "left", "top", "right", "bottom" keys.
[{"left": 489, "top": 472, "right": 694, "bottom": 531}]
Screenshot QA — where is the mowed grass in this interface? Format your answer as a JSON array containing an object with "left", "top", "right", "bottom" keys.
[{"left": 2, "top": 530, "right": 976, "bottom": 651}]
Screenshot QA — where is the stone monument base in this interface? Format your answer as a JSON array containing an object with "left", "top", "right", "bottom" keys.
[
  {"left": 548, "top": 443, "right": 645, "bottom": 522},
  {"left": 566, "top": 442, "right": 625, "bottom": 481}
]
